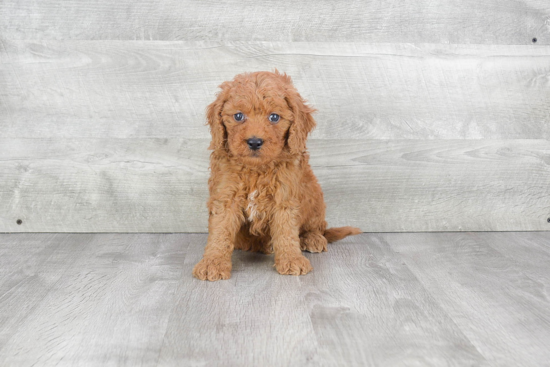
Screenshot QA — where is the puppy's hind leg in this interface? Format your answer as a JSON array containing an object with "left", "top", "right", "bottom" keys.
[
  {"left": 299, "top": 182, "right": 329, "bottom": 253},
  {"left": 300, "top": 231, "right": 328, "bottom": 253}
]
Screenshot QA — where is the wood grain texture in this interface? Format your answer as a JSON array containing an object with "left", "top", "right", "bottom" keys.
[
  {"left": 158, "top": 233, "right": 485, "bottom": 366},
  {"left": 1, "top": 0, "right": 549, "bottom": 44},
  {"left": 158, "top": 234, "right": 321, "bottom": 366},
  {"left": 0, "top": 233, "right": 188, "bottom": 366},
  {"left": 482, "top": 232, "right": 550, "bottom": 284},
  {"left": 2, "top": 41, "right": 550, "bottom": 139},
  {"left": 0, "top": 138, "right": 210, "bottom": 232},
  {"left": 2, "top": 233, "right": 550, "bottom": 365},
  {"left": 385, "top": 232, "right": 550, "bottom": 366},
  {"left": 1, "top": 138, "right": 549, "bottom": 232},
  {"left": 0, "top": 234, "right": 95, "bottom": 349},
  {"left": 299, "top": 234, "right": 485, "bottom": 366}
]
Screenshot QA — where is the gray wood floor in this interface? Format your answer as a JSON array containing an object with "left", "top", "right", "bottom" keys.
[{"left": 1, "top": 232, "right": 549, "bottom": 366}]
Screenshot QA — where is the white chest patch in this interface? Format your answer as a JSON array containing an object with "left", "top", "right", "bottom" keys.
[{"left": 246, "top": 190, "right": 259, "bottom": 222}]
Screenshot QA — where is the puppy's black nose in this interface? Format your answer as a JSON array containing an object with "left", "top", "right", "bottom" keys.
[{"left": 247, "top": 137, "right": 263, "bottom": 151}]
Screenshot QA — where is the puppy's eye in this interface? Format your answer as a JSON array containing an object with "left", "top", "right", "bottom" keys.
[
  {"left": 269, "top": 113, "right": 280, "bottom": 123},
  {"left": 234, "top": 112, "right": 245, "bottom": 122}
]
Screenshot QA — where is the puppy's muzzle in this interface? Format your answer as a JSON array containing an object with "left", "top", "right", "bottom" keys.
[{"left": 247, "top": 137, "right": 264, "bottom": 151}]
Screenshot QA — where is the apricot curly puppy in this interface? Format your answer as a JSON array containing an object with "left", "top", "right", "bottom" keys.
[{"left": 193, "top": 70, "right": 361, "bottom": 281}]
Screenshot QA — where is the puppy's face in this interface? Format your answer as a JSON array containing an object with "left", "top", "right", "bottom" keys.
[
  {"left": 207, "top": 71, "right": 316, "bottom": 165},
  {"left": 221, "top": 79, "right": 293, "bottom": 165}
]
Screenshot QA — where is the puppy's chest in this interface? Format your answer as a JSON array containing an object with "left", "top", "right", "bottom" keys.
[{"left": 244, "top": 188, "right": 272, "bottom": 223}]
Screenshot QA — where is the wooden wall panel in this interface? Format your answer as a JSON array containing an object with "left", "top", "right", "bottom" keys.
[
  {"left": 1, "top": 139, "right": 548, "bottom": 232},
  {"left": 2, "top": 41, "right": 549, "bottom": 140},
  {"left": 2, "top": 2, "right": 549, "bottom": 233},
  {"left": 1, "top": 0, "right": 549, "bottom": 44}
]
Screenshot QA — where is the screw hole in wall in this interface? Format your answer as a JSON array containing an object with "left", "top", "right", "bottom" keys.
[
  {"left": 532, "top": 37, "right": 537, "bottom": 43},
  {"left": 16, "top": 219, "right": 22, "bottom": 225},
  {"left": 547, "top": 217, "right": 550, "bottom": 223}
]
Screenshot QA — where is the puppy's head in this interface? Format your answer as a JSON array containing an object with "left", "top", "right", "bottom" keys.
[{"left": 206, "top": 70, "right": 316, "bottom": 165}]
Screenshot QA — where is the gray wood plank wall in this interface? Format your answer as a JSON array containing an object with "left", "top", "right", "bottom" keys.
[
  {"left": 2, "top": 0, "right": 549, "bottom": 44},
  {"left": 1, "top": 1, "right": 549, "bottom": 232}
]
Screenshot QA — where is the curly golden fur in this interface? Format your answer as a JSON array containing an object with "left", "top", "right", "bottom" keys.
[{"left": 193, "top": 70, "right": 361, "bottom": 281}]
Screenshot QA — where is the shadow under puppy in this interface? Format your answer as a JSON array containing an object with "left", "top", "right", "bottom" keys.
[{"left": 193, "top": 70, "right": 361, "bottom": 281}]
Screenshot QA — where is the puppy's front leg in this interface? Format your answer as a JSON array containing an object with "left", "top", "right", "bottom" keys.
[
  {"left": 271, "top": 207, "right": 313, "bottom": 276},
  {"left": 193, "top": 205, "right": 243, "bottom": 281}
]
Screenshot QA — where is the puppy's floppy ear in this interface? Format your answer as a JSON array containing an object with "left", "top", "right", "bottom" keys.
[
  {"left": 285, "top": 90, "right": 317, "bottom": 155},
  {"left": 206, "top": 82, "right": 231, "bottom": 151}
]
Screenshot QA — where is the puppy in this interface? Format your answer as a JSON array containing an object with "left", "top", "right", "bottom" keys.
[{"left": 193, "top": 70, "right": 361, "bottom": 281}]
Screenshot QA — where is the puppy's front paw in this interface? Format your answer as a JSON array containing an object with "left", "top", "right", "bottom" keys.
[
  {"left": 275, "top": 255, "right": 313, "bottom": 276},
  {"left": 193, "top": 257, "right": 232, "bottom": 281}
]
